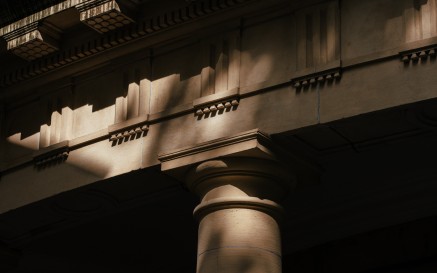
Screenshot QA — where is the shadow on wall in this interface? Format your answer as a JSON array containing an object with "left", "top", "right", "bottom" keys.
[
  {"left": 0, "top": 33, "right": 240, "bottom": 178},
  {"left": 2, "top": 12, "right": 305, "bottom": 181},
  {"left": 343, "top": 0, "right": 435, "bottom": 60}
]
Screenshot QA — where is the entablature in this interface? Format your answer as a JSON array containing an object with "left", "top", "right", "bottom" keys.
[{"left": 0, "top": 0, "right": 255, "bottom": 90}]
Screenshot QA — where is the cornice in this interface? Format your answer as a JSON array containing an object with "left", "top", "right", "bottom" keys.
[
  {"left": 0, "top": 0, "right": 255, "bottom": 90},
  {"left": 158, "top": 129, "right": 278, "bottom": 172},
  {"left": 0, "top": 0, "right": 87, "bottom": 36}
]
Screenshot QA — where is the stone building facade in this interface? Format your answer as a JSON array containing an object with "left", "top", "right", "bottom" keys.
[{"left": 1, "top": 0, "right": 437, "bottom": 272}]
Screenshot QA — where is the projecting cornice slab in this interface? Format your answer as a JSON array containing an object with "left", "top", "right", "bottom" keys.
[
  {"left": 159, "top": 129, "right": 278, "bottom": 172},
  {"left": 158, "top": 129, "right": 321, "bottom": 188}
]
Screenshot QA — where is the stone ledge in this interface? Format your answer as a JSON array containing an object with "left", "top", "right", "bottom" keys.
[
  {"left": 400, "top": 44, "right": 437, "bottom": 63},
  {"left": 193, "top": 88, "right": 239, "bottom": 108},
  {"left": 76, "top": 0, "right": 134, "bottom": 33},
  {"left": 0, "top": 80, "right": 288, "bottom": 174},
  {"left": 291, "top": 67, "right": 341, "bottom": 89},
  {"left": 193, "top": 88, "right": 240, "bottom": 117},
  {"left": 159, "top": 129, "right": 276, "bottom": 172},
  {"left": 158, "top": 128, "right": 320, "bottom": 188},
  {"left": 33, "top": 140, "right": 69, "bottom": 168},
  {"left": 4, "top": 22, "right": 61, "bottom": 61}
]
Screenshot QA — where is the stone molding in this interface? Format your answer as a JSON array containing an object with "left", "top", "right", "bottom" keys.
[
  {"left": 2, "top": 21, "right": 61, "bottom": 61},
  {"left": 195, "top": 98, "right": 239, "bottom": 116},
  {"left": 1, "top": 113, "right": 151, "bottom": 172},
  {"left": 159, "top": 129, "right": 320, "bottom": 191},
  {"left": 184, "top": 157, "right": 293, "bottom": 219},
  {"left": 3, "top": 1, "right": 437, "bottom": 90},
  {"left": 0, "top": 0, "right": 88, "bottom": 61},
  {"left": 0, "top": 77, "right": 289, "bottom": 173},
  {"left": 185, "top": 157, "right": 292, "bottom": 192},
  {"left": 0, "top": 0, "right": 88, "bottom": 36},
  {"left": 193, "top": 88, "right": 240, "bottom": 117},
  {"left": 192, "top": 195, "right": 284, "bottom": 222},
  {"left": 292, "top": 67, "right": 341, "bottom": 89},
  {"left": 108, "top": 114, "right": 149, "bottom": 142},
  {"left": 0, "top": 0, "right": 134, "bottom": 60},
  {"left": 76, "top": 0, "right": 134, "bottom": 33},
  {"left": 159, "top": 129, "right": 280, "bottom": 172},
  {"left": 400, "top": 44, "right": 437, "bottom": 63},
  {"left": 109, "top": 124, "right": 149, "bottom": 142},
  {"left": 0, "top": 0, "right": 252, "bottom": 88},
  {"left": 33, "top": 140, "right": 69, "bottom": 168}
]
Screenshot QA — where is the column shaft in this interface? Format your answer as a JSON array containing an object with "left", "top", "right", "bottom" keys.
[
  {"left": 197, "top": 207, "right": 282, "bottom": 273},
  {"left": 186, "top": 158, "right": 292, "bottom": 273}
]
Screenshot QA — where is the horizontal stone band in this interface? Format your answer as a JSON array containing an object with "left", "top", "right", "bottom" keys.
[{"left": 193, "top": 196, "right": 284, "bottom": 222}]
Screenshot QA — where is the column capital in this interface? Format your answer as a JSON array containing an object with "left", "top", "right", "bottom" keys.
[
  {"left": 158, "top": 130, "right": 306, "bottom": 273},
  {"left": 159, "top": 129, "right": 308, "bottom": 175},
  {"left": 159, "top": 129, "right": 302, "bottom": 222},
  {"left": 186, "top": 157, "right": 291, "bottom": 221},
  {"left": 185, "top": 157, "right": 293, "bottom": 200}
]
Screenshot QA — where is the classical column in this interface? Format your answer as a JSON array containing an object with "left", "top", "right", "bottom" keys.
[
  {"left": 185, "top": 157, "right": 291, "bottom": 273},
  {"left": 159, "top": 130, "right": 306, "bottom": 273}
]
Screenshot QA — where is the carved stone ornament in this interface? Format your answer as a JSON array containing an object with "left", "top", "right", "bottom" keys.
[
  {"left": 33, "top": 141, "right": 69, "bottom": 169},
  {"left": 108, "top": 115, "right": 149, "bottom": 143},
  {"left": 2, "top": 22, "right": 60, "bottom": 61},
  {"left": 400, "top": 45, "right": 437, "bottom": 63},
  {"left": 0, "top": 0, "right": 252, "bottom": 87},
  {"left": 109, "top": 124, "right": 149, "bottom": 142},
  {"left": 195, "top": 99, "right": 239, "bottom": 117},
  {"left": 292, "top": 68, "right": 341, "bottom": 89},
  {"left": 76, "top": 0, "right": 134, "bottom": 33}
]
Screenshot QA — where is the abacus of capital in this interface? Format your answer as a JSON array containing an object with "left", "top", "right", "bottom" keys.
[{"left": 159, "top": 130, "right": 301, "bottom": 273}]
